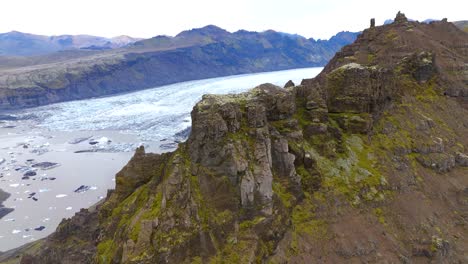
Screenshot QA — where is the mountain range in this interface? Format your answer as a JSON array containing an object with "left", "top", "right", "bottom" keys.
[
  {"left": 454, "top": 20, "right": 468, "bottom": 32},
  {"left": 2, "top": 12, "right": 467, "bottom": 263},
  {"left": 0, "top": 31, "right": 142, "bottom": 56},
  {"left": 0, "top": 26, "right": 358, "bottom": 110}
]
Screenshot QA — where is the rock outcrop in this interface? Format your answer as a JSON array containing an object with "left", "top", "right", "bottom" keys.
[{"left": 4, "top": 12, "right": 468, "bottom": 264}]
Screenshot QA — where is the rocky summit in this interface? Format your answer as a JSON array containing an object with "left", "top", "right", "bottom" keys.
[{"left": 3, "top": 12, "right": 468, "bottom": 263}]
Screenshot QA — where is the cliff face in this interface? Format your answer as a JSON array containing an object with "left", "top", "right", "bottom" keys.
[
  {"left": 10, "top": 13, "right": 468, "bottom": 263},
  {"left": 0, "top": 27, "right": 358, "bottom": 110}
]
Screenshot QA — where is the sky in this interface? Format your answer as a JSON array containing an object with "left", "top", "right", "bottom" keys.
[{"left": 0, "top": 0, "right": 466, "bottom": 40}]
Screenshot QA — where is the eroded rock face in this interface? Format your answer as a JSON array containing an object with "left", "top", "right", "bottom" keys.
[
  {"left": 188, "top": 84, "right": 298, "bottom": 215},
  {"left": 13, "top": 12, "right": 468, "bottom": 264}
]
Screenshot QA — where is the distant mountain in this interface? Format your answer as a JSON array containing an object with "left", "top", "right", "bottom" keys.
[
  {"left": 384, "top": 19, "right": 468, "bottom": 33},
  {"left": 453, "top": 20, "right": 468, "bottom": 32},
  {"left": 0, "top": 31, "right": 142, "bottom": 56},
  {"left": 0, "top": 25, "right": 359, "bottom": 110},
  {"left": 383, "top": 18, "right": 437, "bottom": 25}
]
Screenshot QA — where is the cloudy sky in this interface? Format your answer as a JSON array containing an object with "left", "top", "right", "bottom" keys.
[{"left": 1, "top": 0, "right": 466, "bottom": 40}]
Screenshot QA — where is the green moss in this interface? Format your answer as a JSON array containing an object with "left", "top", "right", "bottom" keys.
[
  {"left": 325, "top": 67, "right": 348, "bottom": 102},
  {"left": 98, "top": 183, "right": 153, "bottom": 252},
  {"left": 142, "top": 191, "right": 163, "bottom": 220},
  {"left": 412, "top": 78, "right": 439, "bottom": 103},
  {"left": 272, "top": 181, "right": 294, "bottom": 208},
  {"left": 129, "top": 252, "right": 151, "bottom": 262},
  {"left": 385, "top": 29, "right": 399, "bottom": 42},
  {"left": 130, "top": 222, "right": 141, "bottom": 242},
  {"left": 373, "top": 208, "right": 386, "bottom": 225},
  {"left": 367, "top": 53, "right": 376, "bottom": 64},
  {"left": 306, "top": 135, "right": 386, "bottom": 203},
  {"left": 430, "top": 236, "right": 445, "bottom": 253},
  {"left": 295, "top": 165, "right": 321, "bottom": 193},
  {"left": 239, "top": 216, "right": 266, "bottom": 229},
  {"left": 209, "top": 239, "right": 253, "bottom": 264},
  {"left": 96, "top": 240, "right": 115, "bottom": 264},
  {"left": 290, "top": 196, "right": 328, "bottom": 247},
  {"left": 271, "top": 119, "right": 295, "bottom": 134},
  {"left": 191, "top": 256, "right": 203, "bottom": 264},
  {"left": 156, "top": 229, "right": 194, "bottom": 250},
  {"left": 213, "top": 209, "right": 234, "bottom": 226}
]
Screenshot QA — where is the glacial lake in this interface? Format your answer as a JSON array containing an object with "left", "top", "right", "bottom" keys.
[{"left": 0, "top": 67, "right": 322, "bottom": 251}]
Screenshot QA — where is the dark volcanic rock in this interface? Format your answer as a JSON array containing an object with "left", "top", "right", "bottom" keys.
[
  {"left": 284, "top": 80, "right": 295, "bottom": 88},
  {"left": 74, "top": 185, "right": 91, "bottom": 193},
  {"left": 23, "top": 171, "right": 36, "bottom": 177},
  {"left": 31, "top": 162, "right": 60, "bottom": 170},
  {"left": 34, "top": 226, "right": 45, "bottom": 231}
]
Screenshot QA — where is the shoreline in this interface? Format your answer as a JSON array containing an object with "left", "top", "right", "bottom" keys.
[{"left": 0, "top": 123, "right": 138, "bottom": 251}]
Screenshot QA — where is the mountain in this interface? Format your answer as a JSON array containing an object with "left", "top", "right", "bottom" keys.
[
  {"left": 384, "top": 18, "right": 450, "bottom": 25},
  {"left": 454, "top": 20, "right": 468, "bottom": 32},
  {"left": 0, "top": 31, "right": 142, "bottom": 56},
  {"left": 0, "top": 26, "right": 358, "bottom": 110},
  {"left": 3, "top": 12, "right": 467, "bottom": 263}
]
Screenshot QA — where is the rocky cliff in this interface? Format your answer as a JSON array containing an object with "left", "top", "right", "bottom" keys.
[
  {"left": 4, "top": 12, "right": 468, "bottom": 263},
  {"left": 0, "top": 26, "right": 358, "bottom": 110}
]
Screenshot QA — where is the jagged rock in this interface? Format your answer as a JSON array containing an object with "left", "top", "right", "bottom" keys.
[
  {"left": 326, "top": 63, "right": 395, "bottom": 114},
  {"left": 331, "top": 114, "right": 372, "bottom": 134},
  {"left": 284, "top": 80, "right": 295, "bottom": 88},
  {"left": 455, "top": 152, "right": 468, "bottom": 166},
  {"left": 304, "top": 123, "right": 328, "bottom": 136},
  {"left": 416, "top": 153, "right": 456, "bottom": 172},
  {"left": 416, "top": 116, "right": 435, "bottom": 131},
  {"left": 113, "top": 146, "right": 168, "bottom": 197},
  {"left": 400, "top": 52, "right": 436, "bottom": 83},
  {"left": 413, "top": 137, "right": 445, "bottom": 154},
  {"left": 394, "top": 11, "right": 408, "bottom": 24},
  {"left": 305, "top": 100, "right": 319, "bottom": 110},
  {"left": 256, "top": 83, "right": 296, "bottom": 121},
  {"left": 246, "top": 103, "right": 267, "bottom": 128}
]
